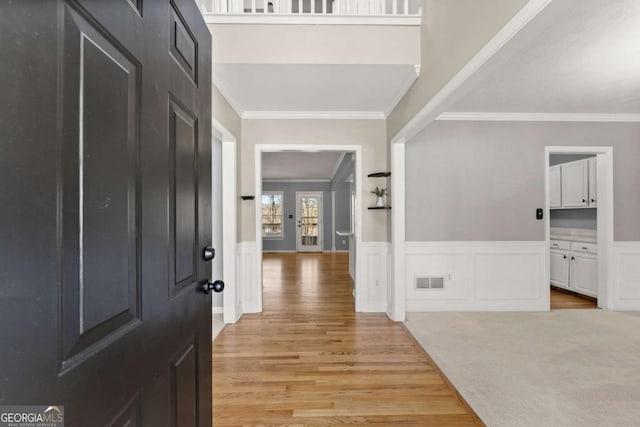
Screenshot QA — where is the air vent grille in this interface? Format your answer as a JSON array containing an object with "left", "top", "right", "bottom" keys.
[{"left": 416, "top": 277, "right": 445, "bottom": 290}]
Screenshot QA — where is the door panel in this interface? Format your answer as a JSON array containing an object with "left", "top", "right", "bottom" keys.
[
  {"left": 107, "top": 394, "right": 142, "bottom": 427},
  {"left": 170, "top": 99, "right": 199, "bottom": 297},
  {"left": 296, "top": 192, "right": 323, "bottom": 252},
  {"left": 0, "top": 0, "right": 213, "bottom": 425},
  {"left": 561, "top": 161, "right": 588, "bottom": 207},
  {"left": 171, "top": 339, "right": 198, "bottom": 427},
  {"left": 60, "top": 1, "right": 142, "bottom": 368}
]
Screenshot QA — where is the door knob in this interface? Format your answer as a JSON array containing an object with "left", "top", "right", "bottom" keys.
[
  {"left": 201, "top": 280, "right": 224, "bottom": 294},
  {"left": 202, "top": 246, "right": 215, "bottom": 261}
]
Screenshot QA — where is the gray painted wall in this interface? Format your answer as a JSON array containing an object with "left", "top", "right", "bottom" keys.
[
  {"left": 262, "top": 181, "right": 333, "bottom": 251},
  {"left": 405, "top": 121, "right": 640, "bottom": 241},
  {"left": 332, "top": 154, "right": 355, "bottom": 251}
]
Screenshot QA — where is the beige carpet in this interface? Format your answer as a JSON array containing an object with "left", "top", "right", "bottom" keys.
[{"left": 405, "top": 310, "right": 640, "bottom": 427}]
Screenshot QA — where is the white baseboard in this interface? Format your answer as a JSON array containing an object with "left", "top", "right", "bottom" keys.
[
  {"left": 405, "top": 241, "right": 547, "bottom": 311},
  {"left": 612, "top": 242, "right": 640, "bottom": 310},
  {"left": 263, "top": 250, "right": 297, "bottom": 253}
]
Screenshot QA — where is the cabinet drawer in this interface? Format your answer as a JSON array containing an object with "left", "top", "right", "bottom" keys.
[
  {"left": 550, "top": 240, "right": 570, "bottom": 251},
  {"left": 571, "top": 242, "right": 597, "bottom": 254}
]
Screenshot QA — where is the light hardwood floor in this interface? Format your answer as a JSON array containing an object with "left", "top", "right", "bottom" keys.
[
  {"left": 550, "top": 287, "right": 598, "bottom": 309},
  {"left": 213, "top": 252, "right": 483, "bottom": 426}
]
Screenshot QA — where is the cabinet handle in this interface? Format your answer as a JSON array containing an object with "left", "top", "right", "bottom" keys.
[
  {"left": 582, "top": 199, "right": 586, "bottom": 203},
  {"left": 563, "top": 255, "right": 567, "bottom": 259},
  {"left": 581, "top": 247, "right": 588, "bottom": 250},
  {"left": 571, "top": 256, "right": 575, "bottom": 260},
  {"left": 552, "top": 243, "right": 559, "bottom": 247},
  {"left": 591, "top": 198, "right": 596, "bottom": 203}
]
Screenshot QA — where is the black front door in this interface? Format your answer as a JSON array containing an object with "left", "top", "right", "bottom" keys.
[{"left": 0, "top": 0, "right": 213, "bottom": 425}]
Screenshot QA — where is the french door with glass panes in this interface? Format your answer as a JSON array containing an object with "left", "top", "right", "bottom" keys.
[{"left": 296, "top": 192, "right": 323, "bottom": 252}]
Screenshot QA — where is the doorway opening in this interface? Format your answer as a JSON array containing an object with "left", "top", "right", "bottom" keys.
[
  {"left": 545, "top": 147, "right": 613, "bottom": 310},
  {"left": 255, "top": 145, "right": 363, "bottom": 314}
]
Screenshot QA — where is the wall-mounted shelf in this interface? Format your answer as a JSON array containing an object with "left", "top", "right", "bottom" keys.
[
  {"left": 368, "top": 206, "right": 391, "bottom": 210},
  {"left": 368, "top": 172, "right": 391, "bottom": 178}
]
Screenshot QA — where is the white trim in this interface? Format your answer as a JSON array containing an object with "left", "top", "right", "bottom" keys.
[
  {"left": 330, "top": 152, "right": 347, "bottom": 181},
  {"left": 406, "top": 241, "right": 548, "bottom": 249},
  {"left": 255, "top": 144, "right": 363, "bottom": 312},
  {"left": 295, "top": 191, "right": 324, "bottom": 252},
  {"left": 384, "top": 67, "right": 419, "bottom": 117},
  {"left": 544, "top": 146, "right": 614, "bottom": 310},
  {"left": 262, "top": 178, "right": 331, "bottom": 183},
  {"left": 390, "top": 0, "right": 552, "bottom": 144},
  {"left": 213, "top": 81, "right": 243, "bottom": 117},
  {"left": 331, "top": 190, "right": 336, "bottom": 251},
  {"left": 437, "top": 112, "right": 640, "bottom": 122},
  {"left": 203, "top": 14, "right": 421, "bottom": 26},
  {"left": 215, "top": 118, "right": 241, "bottom": 324},
  {"left": 389, "top": 142, "right": 406, "bottom": 321},
  {"left": 243, "top": 111, "right": 386, "bottom": 120},
  {"left": 360, "top": 241, "right": 391, "bottom": 312},
  {"left": 212, "top": 306, "right": 224, "bottom": 314}
]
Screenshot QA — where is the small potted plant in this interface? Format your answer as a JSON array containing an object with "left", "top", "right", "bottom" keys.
[{"left": 371, "top": 187, "right": 387, "bottom": 208}]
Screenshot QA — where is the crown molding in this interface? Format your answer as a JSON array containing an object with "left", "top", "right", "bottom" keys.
[
  {"left": 436, "top": 112, "right": 640, "bottom": 122},
  {"left": 390, "top": 0, "right": 553, "bottom": 144},
  {"left": 262, "top": 178, "right": 331, "bottom": 183},
  {"left": 203, "top": 14, "right": 421, "bottom": 26},
  {"left": 242, "top": 111, "right": 386, "bottom": 120},
  {"left": 384, "top": 66, "right": 419, "bottom": 117}
]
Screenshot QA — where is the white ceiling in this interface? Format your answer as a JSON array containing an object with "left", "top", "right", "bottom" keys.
[
  {"left": 447, "top": 0, "right": 640, "bottom": 114},
  {"left": 214, "top": 64, "right": 416, "bottom": 115},
  {"left": 262, "top": 152, "right": 345, "bottom": 180}
]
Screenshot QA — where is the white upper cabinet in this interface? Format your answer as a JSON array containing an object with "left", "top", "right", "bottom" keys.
[
  {"left": 560, "top": 160, "right": 589, "bottom": 208},
  {"left": 588, "top": 157, "right": 597, "bottom": 207},
  {"left": 549, "top": 165, "right": 562, "bottom": 208}
]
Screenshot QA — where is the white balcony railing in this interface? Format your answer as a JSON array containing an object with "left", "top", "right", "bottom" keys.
[{"left": 201, "top": 0, "right": 421, "bottom": 18}]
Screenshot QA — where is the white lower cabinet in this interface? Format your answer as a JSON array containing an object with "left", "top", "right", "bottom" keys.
[
  {"left": 550, "top": 239, "right": 597, "bottom": 298},
  {"left": 570, "top": 253, "right": 598, "bottom": 297},
  {"left": 550, "top": 250, "right": 569, "bottom": 289}
]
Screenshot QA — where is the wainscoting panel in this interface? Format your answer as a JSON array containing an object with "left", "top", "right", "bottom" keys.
[
  {"left": 237, "top": 241, "right": 258, "bottom": 313},
  {"left": 405, "top": 242, "right": 547, "bottom": 311},
  {"left": 613, "top": 242, "right": 640, "bottom": 310},
  {"left": 359, "top": 242, "right": 390, "bottom": 312}
]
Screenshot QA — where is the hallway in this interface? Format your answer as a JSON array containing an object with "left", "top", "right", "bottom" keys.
[{"left": 212, "top": 253, "right": 481, "bottom": 425}]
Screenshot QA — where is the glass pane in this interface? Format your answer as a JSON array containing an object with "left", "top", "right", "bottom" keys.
[
  {"left": 262, "top": 193, "right": 282, "bottom": 237},
  {"left": 300, "top": 196, "right": 319, "bottom": 247}
]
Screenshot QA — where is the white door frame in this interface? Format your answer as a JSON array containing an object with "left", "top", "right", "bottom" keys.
[
  {"left": 255, "top": 144, "right": 363, "bottom": 312},
  {"left": 544, "top": 146, "right": 614, "bottom": 310},
  {"left": 212, "top": 117, "right": 241, "bottom": 324},
  {"left": 389, "top": 141, "right": 406, "bottom": 321},
  {"left": 295, "top": 191, "right": 323, "bottom": 252}
]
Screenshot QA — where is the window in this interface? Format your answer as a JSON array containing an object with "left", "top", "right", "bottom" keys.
[{"left": 262, "top": 192, "right": 284, "bottom": 239}]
